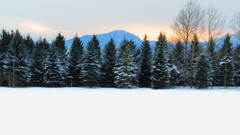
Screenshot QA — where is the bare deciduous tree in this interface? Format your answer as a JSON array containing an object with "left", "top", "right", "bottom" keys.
[
  {"left": 232, "top": 12, "right": 240, "bottom": 40},
  {"left": 171, "top": 0, "right": 205, "bottom": 87},
  {"left": 205, "top": 6, "right": 225, "bottom": 41},
  {"left": 172, "top": 0, "right": 205, "bottom": 44}
]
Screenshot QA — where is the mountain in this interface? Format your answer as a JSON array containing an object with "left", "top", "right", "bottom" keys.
[
  {"left": 65, "top": 30, "right": 144, "bottom": 49},
  {"left": 214, "top": 35, "right": 240, "bottom": 49},
  {"left": 65, "top": 30, "right": 240, "bottom": 50}
]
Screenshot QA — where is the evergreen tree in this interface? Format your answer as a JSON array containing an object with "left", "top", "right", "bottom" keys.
[
  {"left": 52, "top": 33, "right": 67, "bottom": 86},
  {"left": 189, "top": 34, "right": 200, "bottom": 88},
  {"left": 207, "top": 36, "right": 217, "bottom": 87},
  {"left": 132, "top": 43, "right": 141, "bottom": 87},
  {"left": 44, "top": 45, "right": 64, "bottom": 87},
  {"left": 67, "top": 35, "right": 84, "bottom": 87},
  {"left": 193, "top": 53, "right": 210, "bottom": 89},
  {"left": 139, "top": 35, "right": 152, "bottom": 87},
  {"left": 219, "top": 56, "right": 235, "bottom": 87},
  {"left": 220, "top": 34, "right": 232, "bottom": 57},
  {"left": 0, "top": 29, "right": 12, "bottom": 86},
  {"left": 168, "top": 54, "right": 181, "bottom": 88},
  {"left": 32, "top": 38, "right": 49, "bottom": 86},
  {"left": 218, "top": 34, "right": 235, "bottom": 87},
  {"left": 151, "top": 32, "right": 170, "bottom": 89},
  {"left": 81, "top": 35, "right": 101, "bottom": 87},
  {"left": 234, "top": 45, "right": 240, "bottom": 87},
  {"left": 24, "top": 34, "right": 34, "bottom": 55},
  {"left": 172, "top": 40, "right": 184, "bottom": 85},
  {"left": 101, "top": 38, "right": 116, "bottom": 87},
  {"left": 114, "top": 39, "right": 136, "bottom": 88},
  {"left": 53, "top": 33, "right": 67, "bottom": 55},
  {"left": 7, "top": 30, "right": 31, "bottom": 86}
]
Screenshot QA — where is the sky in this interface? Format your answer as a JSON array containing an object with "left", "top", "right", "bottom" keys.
[{"left": 1, "top": 0, "right": 240, "bottom": 41}]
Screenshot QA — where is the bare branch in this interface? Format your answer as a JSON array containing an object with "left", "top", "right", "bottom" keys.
[
  {"left": 171, "top": 0, "right": 205, "bottom": 44},
  {"left": 205, "top": 6, "right": 225, "bottom": 41},
  {"left": 231, "top": 12, "right": 240, "bottom": 40}
]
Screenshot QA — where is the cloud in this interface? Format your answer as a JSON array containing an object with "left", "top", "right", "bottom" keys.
[
  {"left": 0, "top": 19, "right": 74, "bottom": 41},
  {"left": 19, "top": 20, "right": 57, "bottom": 34}
]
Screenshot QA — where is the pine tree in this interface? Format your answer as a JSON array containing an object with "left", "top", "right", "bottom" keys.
[
  {"left": 139, "top": 35, "right": 152, "bottom": 87},
  {"left": 32, "top": 38, "right": 49, "bottom": 86},
  {"left": 151, "top": 32, "right": 170, "bottom": 89},
  {"left": 67, "top": 35, "right": 84, "bottom": 87},
  {"left": 101, "top": 38, "right": 116, "bottom": 87},
  {"left": 193, "top": 53, "right": 210, "bottom": 89},
  {"left": 189, "top": 34, "right": 200, "bottom": 88},
  {"left": 7, "top": 30, "right": 31, "bottom": 87},
  {"left": 219, "top": 56, "right": 235, "bottom": 87},
  {"left": 132, "top": 42, "right": 141, "bottom": 87},
  {"left": 24, "top": 34, "right": 34, "bottom": 55},
  {"left": 219, "top": 34, "right": 235, "bottom": 87},
  {"left": 234, "top": 45, "right": 240, "bottom": 87},
  {"left": 114, "top": 39, "right": 136, "bottom": 88},
  {"left": 52, "top": 33, "right": 67, "bottom": 86},
  {"left": 44, "top": 45, "right": 64, "bottom": 87},
  {"left": 81, "top": 35, "right": 101, "bottom": 87},
  {"left": 220, "top": 34, "right": 232, "bottom": 57},
  {"left": 168, "top": 54, "right": 181, "bottom": 88},
  {"left": 0, "top": 29, "right": 12, "bottom": 86},
  {"left": 207, "top": 36, "right": 217, "bottom": 87},
  {"left": 172, "top": 40, "right": 184, "bottom": 85}
]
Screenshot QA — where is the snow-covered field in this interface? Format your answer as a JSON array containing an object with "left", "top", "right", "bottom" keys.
[{"left": 1, "top": 87, "right": 240, "bottom": 135}]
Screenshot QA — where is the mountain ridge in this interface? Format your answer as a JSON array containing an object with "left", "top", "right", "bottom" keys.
[
  {"left": 65, "top": 30, "right": 144, "bottom": 49},
  {"left": 65, "top": 30, "right": 240, "bottom": 50}
]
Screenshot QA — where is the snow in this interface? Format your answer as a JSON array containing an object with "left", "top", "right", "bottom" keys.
[{"left": 1, "top": 87, "right": 240, "bottom": 135}]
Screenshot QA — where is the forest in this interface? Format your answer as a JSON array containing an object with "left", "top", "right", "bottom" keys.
[{"left": 0, "top": 1, "right": 240, "bottom": 89}]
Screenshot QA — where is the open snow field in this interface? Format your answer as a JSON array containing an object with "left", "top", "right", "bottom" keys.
[{"left": 1, "top": 87, "right": 240, "bottom": 135}]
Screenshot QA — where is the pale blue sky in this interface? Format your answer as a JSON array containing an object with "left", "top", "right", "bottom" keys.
[{"left": 0, "top": 0, "right": 240, "bottom": 40}]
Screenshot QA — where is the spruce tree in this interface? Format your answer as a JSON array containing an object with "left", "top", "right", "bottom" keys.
[
  {"left": 173, "top": 41, "right": 184, "bottom": 65},
  {"left": 44, "top": 45, "right": 63, "bottom": 87},
  {"left": 168, "top": 54, "right": 181, "bottom": 88},
  {"left": 67, "top": 35, "right": 84, "bottom": 87},
  {"left": 0, "top": 29, "right": 12, "bottom": 86},
  {"left": 219, "top": 34, "right": 235, "bottom": 87},
  {"left": 24, "top": 34, "right": 34, "bottom": 55},
  {"left": 219, "top": 56, "right": 235, "bottom": 87},
  {"left": 220, "top": 34, "right": 232, "bottom": 57},
  {"left": 139, "top": 35, "right": 152, "bottom": 87},
  {"left": 207, "top": 36, "right": 217, "bottom": 87},
  {"left": 189, "top": 34, "right": 200, "bottom": 88},
  {"left": 7, "top": 30, "right": 31, "bottom": 86},
  {"left": 114, "top": 39, "right": 136, "bottom": 88},
  {"left": 32, "top": 38, "right": 49, "bottom": 86},
  {"left": 151, "top": 32, "right": 170, "bottom": 89},
  {"left": 234, "top": 45, "right": 240, "bottom": 87},
  {"left": 133, "top": 44, "right": 141, "bottom": 87},
  {"left": 52, "top": 33, "right": 67, "bottom": 86},
  {"left": 193, "top": 53, "right": 210, "bottom": 89},
  {"left": 172, "top": 40, "right": 184, "bottom": 85},
  {"left": 101, "top": 38, "right": 116, "bottom": 87},
  {"left": 81, "top": 35, "right": 101, "bottom": 87}
]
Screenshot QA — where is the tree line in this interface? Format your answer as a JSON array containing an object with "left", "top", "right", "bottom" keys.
[
  {"left": 0, "top": 29, "right": 239, "bottom": 89},
  {"left": 0, "top": 0, "right": 240, "bottom": 89}
]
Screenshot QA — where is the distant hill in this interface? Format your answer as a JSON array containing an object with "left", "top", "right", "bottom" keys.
[
  {"left": 214, "top": 35, "right": 240, "bottom": 49},
  {"left": 65, "top": 30, "right": 240, "bottom": 50},
  {"left": 65, "top": 30, "right": 144, "bottom": 49}
]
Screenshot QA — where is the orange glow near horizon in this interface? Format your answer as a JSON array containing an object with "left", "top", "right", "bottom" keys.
[
  {"left": 121, "top": 24, "right": 174, "bottom": 41},
  {"left": 3, "top": 19, "right": 228, "bottom": 43}
]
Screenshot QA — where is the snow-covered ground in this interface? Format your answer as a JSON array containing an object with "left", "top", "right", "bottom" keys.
[{"left": 1, "top": 87, "right": 240, "bottom": 135}]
